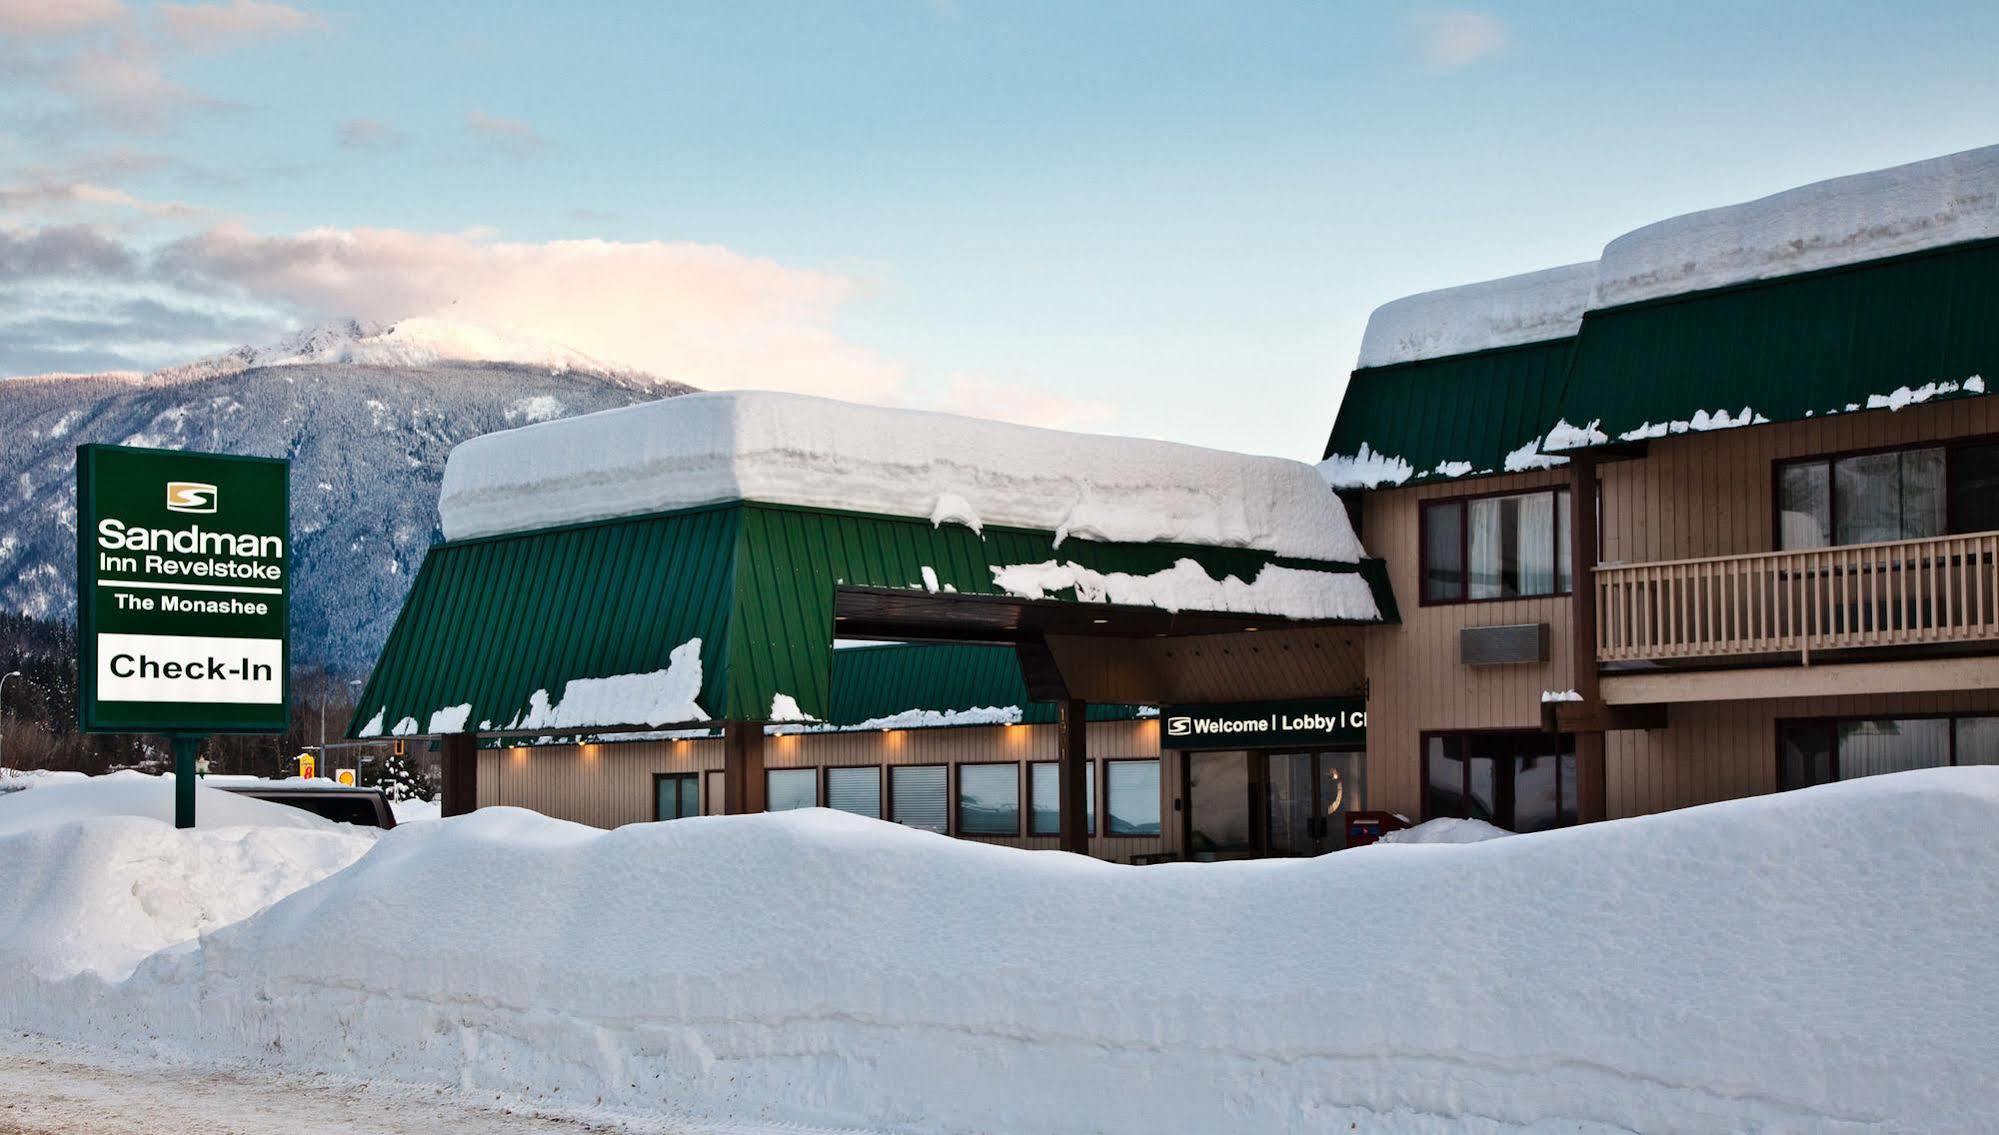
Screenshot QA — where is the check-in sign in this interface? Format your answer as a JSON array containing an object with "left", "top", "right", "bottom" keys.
[{"left": 77, "top": 445, "right": 290, "bottom": 734}]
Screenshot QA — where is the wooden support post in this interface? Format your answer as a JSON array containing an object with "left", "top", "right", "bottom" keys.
[
  {"left": 723, "top": 720, "right": 766, "bottom": 815},
  {"left": 439, "top": 732, "right": 478, "bottom": 818},
  {"left": 1058, "top": 698, "right": 1089, "bottom": 855},
  {"left": 1569, "top": 454, "right": 1608, "bottom": 823}
]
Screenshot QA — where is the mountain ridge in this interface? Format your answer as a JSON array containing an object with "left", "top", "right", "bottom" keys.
[{"left": 1, "top": 323, "right": 694, "bottom": 676}]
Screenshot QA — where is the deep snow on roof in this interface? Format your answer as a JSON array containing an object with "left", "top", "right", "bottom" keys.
[
  {"left": 438, "top": 391, "right": 1365, "bottom": 562},
  {"left": 1354, "top": 261, "right": 1597, "bottom": 370},
  {"left": 1595, "top": 143, "right": 1999, "bottom": 308}
]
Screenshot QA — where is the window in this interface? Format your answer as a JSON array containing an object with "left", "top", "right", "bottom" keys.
[
  {"left": 824, "top": 766, "right": 881, "bottom": 819},
  {"left": 1029, "top": 761, "right": 1094, "bottom": 836},
  {"left": 890, "top": 765, "right": 948, "bottom": 832},
  {"left": 1105, "top": 759, "right": 1162, "bottom": 836},
  {"left": 957, "top": 763, "right": 1020, "bottom": 835},
  {"left": 1778, "top": 714, "right": 1998, "bottom": 790},
  {"left": 1424, "top": 733, "right": 1576, "bottom": 832},
  {"left": 654, "top": 773, "right": 699, "bottom": 821},
  {"left": 1420, "top": 489, "right": 1572, "bottom": 603},
  {"left": 765, "top": 767, "right": 817, "bottom": 811},
  {"left": 1777, "top": 440, "right": 1999, "bottom": 549}
]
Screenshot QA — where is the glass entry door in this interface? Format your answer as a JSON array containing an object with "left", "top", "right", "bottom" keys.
[
  {"left": 655, "top": 772, "right": 699, "bottom": 821},
  {"left": 1266, "top": 751, "right": 1365, "bottom": 855}
]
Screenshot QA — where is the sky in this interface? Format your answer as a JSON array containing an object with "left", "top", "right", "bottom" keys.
[{"left": 3, "top": 0, "right": 1997, "bottom": 460}]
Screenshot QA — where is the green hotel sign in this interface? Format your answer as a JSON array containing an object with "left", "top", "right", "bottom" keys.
[{"left": 77, "top": 444, "right": 291, "bottom": 735}]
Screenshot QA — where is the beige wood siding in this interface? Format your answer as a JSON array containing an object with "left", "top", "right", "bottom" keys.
[
  {"left": 1358, "top": 468, "right": 1579, "bottom": 818},
  {"left": 1608, "top": 687, "right": 1999, "bottom": 818},
  {"left": 1599, "top": 396, "right": 1999, "bottom": 565},
  {"left": 474, "top": 719, "right": 1175, "bottom": 861}
]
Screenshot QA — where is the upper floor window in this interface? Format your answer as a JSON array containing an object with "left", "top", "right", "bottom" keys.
[
  {"left": 1420, "top": 488, "right": 1571, "bottom": 604},
  {"left": 1778, "top": 440, "right": 1999, "bottom": 549}
]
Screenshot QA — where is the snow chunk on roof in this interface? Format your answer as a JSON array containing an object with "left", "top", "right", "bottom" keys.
[
  {"left": 439, "top": 392, "right": 1364, "bottom": 562},
  {"left": 1597, "top": 144, "right": 1999, "bottom": 308},
  {"left": 991, "top": 558, "right": 1380, "bottom": 621},
  {"left": 1355, "top": 262, "right": 1596, "bottom": 369}
]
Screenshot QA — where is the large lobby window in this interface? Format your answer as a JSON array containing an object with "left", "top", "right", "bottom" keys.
[
  {"left": 1425, "top": 732, "right": 1576, "bottom": 832},
  {"left": 1779, "top": 715, "right": 1999, "bottom": 790},
  {"left": 1028, "top": 761, "right": 1094, "bottom": 837},
  {"left": 824, "top": 766, "right": 881, "bottom": 819},
  {"left": 765, "top": 768, "right": 818, "bottom": 811},
  {"left": 1778, "top": 440, "right": 1999, "bottom": 548},
  {"left": 1105, "top": 759, "right": 1162, "bottom": 836},
  {"left": 957, "top": 763, "right": 1021, "bottom": 836},
  {"left": 1421, "top": 488, "right": 1571, "bottom": 603},
  {"left": 890, "top": 765, "right": 949, "bottom": 832}
]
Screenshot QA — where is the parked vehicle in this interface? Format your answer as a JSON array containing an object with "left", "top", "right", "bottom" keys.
[{"left": 210, "top": 782, "right": 397, "bottom": 829}]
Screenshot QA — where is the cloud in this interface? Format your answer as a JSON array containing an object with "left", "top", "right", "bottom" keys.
[
  {"left": 0, "top": 175, "right": 203, "bottom": 219},
  {"left": 147, "top": 224, "right": 901, "bottom": 397},
  {"left": 157, "top": 0, "right": 325, "bottom": 47},
  {"left": 929, "top": 373, "right": 1113, "bottom": 431},
  {"left": 335, "top": 117, "right": 405, "bottom": 150},
  {"left": 0, "top": 0, "right": 125, "bottom": 37},
  {"left": 1413, "top": 10, "right": 1508, "bottom": 70},
  {"left": 59, "top": 43, "right": 219, "bottom": 130},
  {"left": 464, "top": 111, "right": 546, "bottom": 156},
  {"left": 0, "top": 223, "right": 137, "bottom": 279}
]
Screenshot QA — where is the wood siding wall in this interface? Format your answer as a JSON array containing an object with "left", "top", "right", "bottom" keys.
[
  {"left": 1599, "top": 396, "right": 1999, "bottom": 564},
  {"left": 475, "top": 719, "right": 1177, "bottom": 860},
  {"left": 1361, "top": 398, "right": 1999, "bottom": 821},
  {"left": 1607, "top": 687, "right": 1999, "bottom": 816},
  {"left": 1358, "top": 468, "right": 1578, "bottom": 819}
]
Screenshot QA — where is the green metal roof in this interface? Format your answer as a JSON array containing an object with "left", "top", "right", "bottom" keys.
[
  {"left": 1326, "top": 236, "right": 1999, "bottom": 481},
  {"left": 824, "top": 643, "right": 1140, "bottom": 727},
  {"left": 1557, "top": 235, "right": 1999, "bottom": 442},
  {"left": 351, "top": 501, "right": 1388, "bottom": 737},
  {"left": 1323, "top": 337, "right": 1576, "bottom": 482}
]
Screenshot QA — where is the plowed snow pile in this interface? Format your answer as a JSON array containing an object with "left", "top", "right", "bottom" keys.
[
  {"left": 5, "top": 770, "right": 1997, "bottom": 1133},
  {"left": 0, "top": 775, "right": 374, "bottom": 981}
]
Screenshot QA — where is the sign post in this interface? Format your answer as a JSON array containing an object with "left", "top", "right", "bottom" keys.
[{"left": 76, "top": 445, "right": 290, "bottom": 829}]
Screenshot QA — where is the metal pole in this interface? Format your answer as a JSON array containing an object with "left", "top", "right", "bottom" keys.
[{"left": 172, "top": 735, "right": 202, "bottom": 829}]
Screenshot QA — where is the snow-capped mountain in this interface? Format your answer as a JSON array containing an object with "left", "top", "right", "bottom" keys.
[{"left": 0, "top": 323, "right": 693, "bottom": 675}]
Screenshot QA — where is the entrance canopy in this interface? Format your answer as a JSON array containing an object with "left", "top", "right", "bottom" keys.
[{"left": 351, "top": 393, "right": 1395, "bottom": 741}]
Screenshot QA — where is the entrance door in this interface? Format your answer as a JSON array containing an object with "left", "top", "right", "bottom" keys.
[
  {"left": 655, "top": 772, "right": 699, "bottom": 821},
  {"left": 1266, "top": 750, "right": 1365, "bottom": 855}
]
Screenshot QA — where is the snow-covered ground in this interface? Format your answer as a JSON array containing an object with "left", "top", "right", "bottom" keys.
[{"left": 3, "top": 769, "right": 1996, "bottom": 1133}]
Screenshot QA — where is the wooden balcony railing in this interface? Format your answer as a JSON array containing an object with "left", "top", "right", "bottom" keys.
[{"left": 1595, "top": 532, "right": 1999, "bottom": 663}]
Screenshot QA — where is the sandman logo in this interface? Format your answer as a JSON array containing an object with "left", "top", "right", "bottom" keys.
[
  {"left": 166, "top": 482, "right": 218, "bottom": 514},
  {"left": 1166, "top": 717, "right": 1192, "bottom": 736}
]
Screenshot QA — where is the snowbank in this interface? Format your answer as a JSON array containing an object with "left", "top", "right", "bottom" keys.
[
  {"left": 1355, "top": 261, "right": 1596, "bottom": 369},
  {"left": 0, "top": 771, "right": 346, "bottom": 835},
  {"left": 0, "top": 777, "right": 372, "bottom": 981},
  {"left": 436, "top": 391, "right": 1366, "bottom": 562},
  {"left": 9, "top": 770, "right": 1997, "bottom": 1133},
  {"left": 1597, "top": 143, "right": 1999, "bottom": 308},
  {"left": 1374, "top": 816, "right": 1510, "bottom": 845}
]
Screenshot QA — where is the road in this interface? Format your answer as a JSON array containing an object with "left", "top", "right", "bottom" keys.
[{"left": 0, "top": 1035, "right": 799, "bottom": 1135}]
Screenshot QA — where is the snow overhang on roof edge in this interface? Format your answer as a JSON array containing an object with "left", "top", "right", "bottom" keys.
[{"left": 437, "top": 391, "right": 1367, "bottom": 563}]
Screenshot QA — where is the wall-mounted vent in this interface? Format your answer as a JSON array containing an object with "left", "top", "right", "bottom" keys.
[{"left": 1460, "top": 623, "right": 1549, "bottom": 666}]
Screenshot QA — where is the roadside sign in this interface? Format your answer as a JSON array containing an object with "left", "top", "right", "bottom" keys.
[
  {"left": 76, "top": 445, "right": 290, "bottom": 734},
  {"left": 336, "top": 768, "right": 356, "bottom": 786},
  {"left": 298, "top": 754, "right": 316, "bottom": 779}
]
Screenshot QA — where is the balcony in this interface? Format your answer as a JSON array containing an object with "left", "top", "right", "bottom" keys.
[{"left": 1595, "top": 532, "right": 1999, "bottom": 665}]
